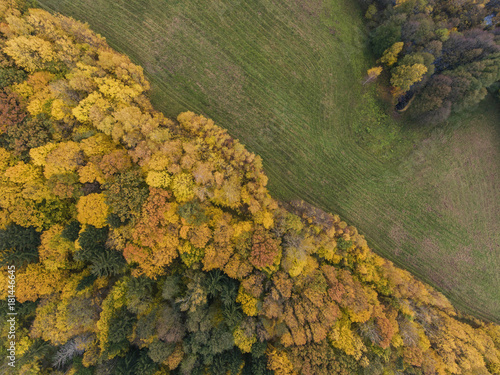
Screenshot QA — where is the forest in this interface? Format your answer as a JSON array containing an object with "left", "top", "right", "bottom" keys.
[
  {"left": 0, "top": 1, "right": 500, "bottom": 374},
  {"left": 363, "top": 0, "right": 500, "bottom": 121}
]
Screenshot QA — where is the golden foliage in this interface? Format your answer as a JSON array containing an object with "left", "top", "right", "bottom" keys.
[
  {"left": 44, "top": 141, "right": 83, "bottom": 179},
  {"left": 164, "top": 343, "right": 184, "bottom": 370},
  {"left": 38, "top": 225, "right": 74, "bottom": 270},
  {"left": 379, "top": 42, "right": 404, "bottom": 67},
  {"left": 171, "top": 172, "right": 195, "bottom": 202},
  {"left": 328, "top": 317, "right": 366, "bottom": 360},
  {"left": 146, "top": 170, "right": 171, "bottom": 188},
  {"left": 233, "top": 325, "right": 257, "bottom": 353},
  {"left": 15, "top": 264, "right": 68, "bottom": 303},
  {"left": 4, "top": 35, "right": 57, "bottom": 72},
  {"left": 78, "top": 162, "right": 105, "bottom": 184},
  {"left": 76, "top": 193, "right": 109, "bottom": 228},
  {"left": 267, "top": 348, "right": 295, "bottom": 375},
  {"left": 237, "top": 285, "right": 259, "bottom": 316}
]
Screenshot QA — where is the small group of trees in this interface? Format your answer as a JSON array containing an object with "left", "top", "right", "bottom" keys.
[
  {"left": 0, "top": 2, "right": 499, "bottom": 374},
  {"left": 363, "top": 0, "right": 500, "bottom": 122}
]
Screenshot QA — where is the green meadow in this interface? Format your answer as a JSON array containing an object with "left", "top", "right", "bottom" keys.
[{"left": 38, "top": 0, "right": 500, "bottom": 322}]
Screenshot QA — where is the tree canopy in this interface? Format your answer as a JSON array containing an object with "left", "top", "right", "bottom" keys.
[{"left": 365, "top": 0, "right": 500, "bottom": 122}]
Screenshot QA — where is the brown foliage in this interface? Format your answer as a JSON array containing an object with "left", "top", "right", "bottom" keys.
[
  {"left": 0, "top": 91, "right": 26, "bottom": 134},
  {"left": 249, "top": 226, "right": 281, "bottom": 269}
]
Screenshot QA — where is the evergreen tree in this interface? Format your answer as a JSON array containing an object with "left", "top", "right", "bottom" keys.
[{"left": 0, "top": 223, "right": 40, "bottom": 267}]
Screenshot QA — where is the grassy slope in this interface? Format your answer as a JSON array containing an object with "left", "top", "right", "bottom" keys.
[{"left": 38, "top": 0, "right": 500, "bottom": 322}]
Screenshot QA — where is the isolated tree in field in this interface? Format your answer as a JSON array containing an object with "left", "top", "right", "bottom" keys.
[
  {"left": 363, "top": 66, "right": 383, "bottom": 85},
  {"left": 390, "top": 63, "right": 427, "bottom": 95}
]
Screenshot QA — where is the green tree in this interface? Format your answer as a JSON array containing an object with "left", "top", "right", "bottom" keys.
[
  {"left": 0, "top": 223, "right": 40, "bottom": 267},
  {"left": 89, "top": 248, "right": 126, "bottom": 277},
  {"left": 75, "top": 225, "right": 108, "bottom": 262},
  {"left": 104, "top": 169, "right": 149, "bottom": 224}
]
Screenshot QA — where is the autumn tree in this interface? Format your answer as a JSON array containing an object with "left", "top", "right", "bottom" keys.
[
  {"left": 390, "top": 63, "right": 427, "bottom": 95},
  {"left": 0, "top": 90, "right": 26, "bottom": 134},
  {"left": 249, "top": 226, "right": 281, "bottom": 270},
  {"left": 363, "top": 66, "right": 383, "bottom": 85},
  {"left": 378, "top": 42, "right": 404, "bottom": 67},
  {"left": 4, "top": 35, "right": 58, "bottom": 73}
]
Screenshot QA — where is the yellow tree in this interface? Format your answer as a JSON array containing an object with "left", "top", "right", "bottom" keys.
[
  {"left": 171, "top": 172, "right": 195, "bottom": 203},
  {"left": 379, "top": 42, "right": 404, "bottom": 67},
  {"left": 363, "top": 66, "right": 383, "bottom": 85},
  {"left": 267, "top": 348, "right": 295, "bottom": 375},
  {"left": 76, "top": 193, "right": 109, "bottom": 228},
  {"left": 43, "top": 141, "right": 83, "bottom": 179},
  {"left": 328, "top": 316, "right": 366, "bottom": 360},
  {"left": 38, "top": 225, "right": 75, "bottom": 271},
  {"left": 14, "top": 263, "right": 68, "bottom": 303},
  {"left": 390, "top": 63, "right": 427, "bottom": 96},
  {"left": 127, "top": 189, "right": 179, "bottom": 278},
  {"left": 3, "top": 35, "right": 57, "bottom": 72}
]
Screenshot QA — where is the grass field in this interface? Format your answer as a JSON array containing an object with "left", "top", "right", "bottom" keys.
[{"left": 38, "top": 0, "right": 500, "bottom": 322}]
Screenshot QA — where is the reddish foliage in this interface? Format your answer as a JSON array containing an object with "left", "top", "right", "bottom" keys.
[
  {"left": 249, "top": 227, "right": 281, "bottom": 268},
  {"left": 375, "top": 312, "right": 395, "bottom": 349},
  {"left": 0, "top": 91, "right": 26, "bottom": 134},
  {"left": 99, "top": 149, "right": 132, "bottom": 177}
]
